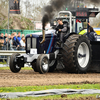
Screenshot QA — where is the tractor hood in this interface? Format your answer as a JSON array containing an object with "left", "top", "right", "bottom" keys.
[{"left": 26, "top": 29, "right": 56, "bottom": 38}]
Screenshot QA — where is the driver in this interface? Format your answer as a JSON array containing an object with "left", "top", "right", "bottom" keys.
[{"left": 55, "top": 19, "right": 68, "bottom": 46}]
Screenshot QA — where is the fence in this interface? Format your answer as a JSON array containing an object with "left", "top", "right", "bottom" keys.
[
  {"left": 0, "top": 50, "right": 25, "bottom": 65},
  {"left": 0, "top": 29, "right": 42, "bottom": 36}
]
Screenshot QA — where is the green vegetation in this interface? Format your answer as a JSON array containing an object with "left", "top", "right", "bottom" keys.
[
  {"left": 0, "top": 61, "right": 7, "bottom": 65},
  {"left": 0, "top": 67, "right": 32, "bottom": 70},
  {"left": 0, "top": 94, "right": 99, "bottom": 100},
  {"left": 0, "top": 67, "right": 9, "bottom": 70},
  {"left": 0, "top": 84, "right": 100, "bottom": 100},
  {"left": 0, "top": 84, "right": 100, "bottom": 93},
  {"left": 0, "top": 13, "right": 34, "bottom": 30},
  {"left": 0, "top": 62, "right": 32, "bottom": 70}
]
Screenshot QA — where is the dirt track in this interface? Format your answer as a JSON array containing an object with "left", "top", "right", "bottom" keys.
[{"left": 0, "top": 69, "right": 100, "bottom": 87}]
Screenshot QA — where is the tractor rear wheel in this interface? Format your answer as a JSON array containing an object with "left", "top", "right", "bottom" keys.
[
  {"left": 9, "top": 53, "right": 21, "bottom": 73},
  {"left": 61, "top": 34, "right": 92, "bottom": 73},
  {"left": 36, "top": 54, "right": 49, "bottom": 74}
]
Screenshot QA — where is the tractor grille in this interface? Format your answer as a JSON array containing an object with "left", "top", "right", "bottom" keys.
[
  {"left": 32, "top": 38, "right": 36, "bottom": 48},
  {"left": 27, "top": 38, "right": 31, "bottom": 50},
  {"left": 27, "top": 38, "right": 36, "bottom": 50}
]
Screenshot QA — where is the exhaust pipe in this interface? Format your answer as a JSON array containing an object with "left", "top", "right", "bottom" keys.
[{"left": 40, "top": 29, "right": 45, "bottom": 44}]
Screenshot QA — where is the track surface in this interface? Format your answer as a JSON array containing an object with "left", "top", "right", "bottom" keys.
[{"left": 0, "top": 69, "right": 100, "bottom": 87}]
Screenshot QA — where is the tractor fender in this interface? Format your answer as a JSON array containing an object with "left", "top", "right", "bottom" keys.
[
  {"left": 63, "top": 32, "right": 77, "bottom": 42},
  {"left": 79, "top": 29, "right": 87, "bottom": 35}
]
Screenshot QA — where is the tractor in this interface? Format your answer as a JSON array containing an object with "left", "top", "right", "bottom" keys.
[{"left": 9, "top": 7, "right": 100, "bottom": 74}]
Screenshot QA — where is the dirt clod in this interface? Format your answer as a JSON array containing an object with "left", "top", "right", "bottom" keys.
[{"left": 61, "top": 94, "right": 67, "bottom": 98}]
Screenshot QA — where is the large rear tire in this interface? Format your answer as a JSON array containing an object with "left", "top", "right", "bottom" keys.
[
  {"left": 61, "top": 34, "right": 92, "bottom": 73},
  {"left": 36, "top": 54, "right": 49, "bottom": 74},
  {"left": 9, "top": 53, "right": 21, "bottom": 73}
]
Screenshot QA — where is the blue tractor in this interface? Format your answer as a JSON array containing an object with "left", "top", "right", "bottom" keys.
[{"left": 9, "top": 8, "right": 100, "bottom": 74}]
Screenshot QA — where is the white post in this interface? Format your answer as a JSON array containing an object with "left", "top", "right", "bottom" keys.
[
  {"left": 7, "top": 56, "right": 10, "bottom": 66},
  {"left": 7, "top": 0, "right": 10, "bottom": 50}
]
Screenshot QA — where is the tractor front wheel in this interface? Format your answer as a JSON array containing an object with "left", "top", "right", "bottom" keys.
[
  {"left": 9, "top": 53, "right": 21, "bottom": 73},
  {"left": 36, "top": 54, "right": 49, "bottom": 74}
]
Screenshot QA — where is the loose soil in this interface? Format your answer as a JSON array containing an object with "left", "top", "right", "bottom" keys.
[{"left": 0, "top": 69, "right": 100, "bottom": 87}]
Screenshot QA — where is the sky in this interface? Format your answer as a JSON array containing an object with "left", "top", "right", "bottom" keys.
[
  {"left": 20, "top": 0, "right": 50, "bottom": 17},
  {"left": 20, "top": 0, "right": 100, "bottom": 20}
]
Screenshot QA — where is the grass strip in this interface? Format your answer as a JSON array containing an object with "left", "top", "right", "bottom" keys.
[
  {"left": 0, "top": 84, "right": 100, "bottom": 100},
  {"left": 0, "top": 92, "right": 99, "bottom": 100},
  {"left": 0, "top": 84, "right": 100, "bottom": 92},
  {"left": 0, "top": 67, "right": 32, "bottom": 70}
]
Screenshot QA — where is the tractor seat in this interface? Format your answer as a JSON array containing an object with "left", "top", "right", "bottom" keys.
[{"left": 63, "top": 26, "right": 70, "bottom": 42}]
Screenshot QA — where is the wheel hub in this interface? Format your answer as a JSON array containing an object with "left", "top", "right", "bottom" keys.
[
  {"left": 78, "top": 53, "right": 86, "bottom": 58},
  {"left": 77, "top": 42, "right": 89, "bottom": 68},
  {"left": 42, "top": 64, "right": 48, "bottom": 71},
  {"left": 42, "top": 58, "right": 48, "bottom": 71}
]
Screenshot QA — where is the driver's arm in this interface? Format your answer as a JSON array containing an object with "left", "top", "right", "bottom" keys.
[{"left": 61, "top": 24, "right": 67, "bottom": 33}]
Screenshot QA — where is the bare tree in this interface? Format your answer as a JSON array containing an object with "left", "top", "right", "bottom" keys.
[{"left": 0, "top": 0, "right": 8, "bottom": 16}]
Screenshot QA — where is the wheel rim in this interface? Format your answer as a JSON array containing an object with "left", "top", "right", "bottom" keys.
[
  {"left": 15, "top": 65, "right": 20, "bottom": 69},
  {"left": 77, "top": 42, "right": 89, "bottom": 68},
  {"left": 14, "top": 58, "right": 20, "bottom": 70},
  {"left": 42, "top": 57, "right": 48, "bottom": 71}
]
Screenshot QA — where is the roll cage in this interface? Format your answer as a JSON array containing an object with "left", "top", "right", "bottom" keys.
[{"left": 51, "top": 8, "right": 99, "bottom": 34}]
